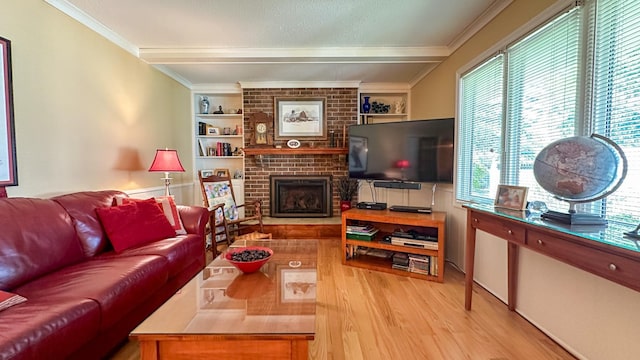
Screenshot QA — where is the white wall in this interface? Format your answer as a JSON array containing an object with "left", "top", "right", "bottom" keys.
[
  {"left": 409, "top": 0, "right": 640, "bottom": 359},
  {"left": 0, "top": 0, "right": 193, "bottom": 202}
]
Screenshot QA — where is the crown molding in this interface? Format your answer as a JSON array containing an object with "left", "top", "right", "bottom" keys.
[
  {"left": 190, "top": 84, "right": 243, "bottom": 93},
  {"left": 238, "top": 81, "right": 361, "bottom": 89},
  {"left": 447, "top": 0, "right": 514, "bottom": 53},
  {"left": 44, "top": 0, "right": 139, "bottom": 57}
]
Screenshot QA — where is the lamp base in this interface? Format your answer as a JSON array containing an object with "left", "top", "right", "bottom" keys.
[{"left": 162, "top": 173, "right": 172, "bottom": 197}]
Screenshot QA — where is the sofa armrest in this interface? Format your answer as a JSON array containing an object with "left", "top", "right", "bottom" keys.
[{"left": 176, "top": 205, "right": 209, "bottom": 236}]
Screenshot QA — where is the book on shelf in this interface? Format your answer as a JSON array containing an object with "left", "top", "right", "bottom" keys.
[
  {"left": 346, "top": 224, "right": 378, "bottom": 234},
  {"left": 408, "top": 256, "right": 430, "bottom": 275},
  {"left": 430, "top": 256, "right": 438, "bottom": 276},
  {"left": 0, "top": 290, "right": 27, "bottom": 312},
  {"left": 346, "top": 224, "right": 379, "bottom": 241},
  {"left": 354, "top": 246, "right": 392, "bottom": 258},
  {"left": 198, "top": 138, "right": 207, "bottom": 156},
  {"left": 392, "top": 264, "right": 409, "bottom": 271},
  {"left": 392, "top": 252, "right": 410, "bottom": 266},
  {"left": 346, "top": 232, "right": 378, "bottom": 241}
]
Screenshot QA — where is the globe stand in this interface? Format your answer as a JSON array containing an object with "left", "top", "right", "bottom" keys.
[{"left": 541, "top": 210, "right": 608, "bottom": 225}]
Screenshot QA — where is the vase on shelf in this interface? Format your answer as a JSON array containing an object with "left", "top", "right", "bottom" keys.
[
  {"left": 199, "top": 96, "right": 210, "bottom": 114},
  {"left": 340, "top": 200, "right": 352, "bottom": 212},
  {"left": 362, "top": 96, "right": 371, "bottom": 113}
]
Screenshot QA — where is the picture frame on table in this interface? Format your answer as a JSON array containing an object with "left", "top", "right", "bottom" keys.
[
  {"left": 214, "top": 168, "right": 230, "bottom": 178},
  {"left": 495, "top": 185, "right": 528, "bottom": 210},
  {"left": 0, "top": 36, "right": 17, "bottom": 187},
  {"left": 274, "top": 97, "right": 327, "bottom": 140},
  {"left": 200, "top": 169, "right": 215, "bottom": 178},
  {"left": 206, "top": 126, "right": 220, "bottom": 135}
]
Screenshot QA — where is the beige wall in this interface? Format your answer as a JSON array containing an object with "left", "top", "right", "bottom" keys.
[
  {"left": 409, "top": 1, "right": 640, "bottom": 359},
  {"left": 0, "top": 0, "right": 192, "bottom": 199}
]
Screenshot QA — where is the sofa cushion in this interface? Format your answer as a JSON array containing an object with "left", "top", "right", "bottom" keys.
[
  {"left": 115, "top": 196, "right": 187, "bottom": 235},
  {"left": 96, "top": 234, "right": 203, "bottom": 279},
  {"left": 0, "top": 198, "right": 85, "bottom": 290},
  {"left": 16, "top": 255, "right": 168, "bottom": 331},
  {"left": 96, "top": 199, "right": 176, "bottom": 252},
  {"left": 0, "top": 297, "right": 100, "bottom": 360},
  {"left": 52, "top": 190, "right": 128, "bottom": 257}
]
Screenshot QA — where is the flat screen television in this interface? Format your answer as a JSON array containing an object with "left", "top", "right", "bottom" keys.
[{"left": 348, "top": 118, "right": 455, "bottom": 184}]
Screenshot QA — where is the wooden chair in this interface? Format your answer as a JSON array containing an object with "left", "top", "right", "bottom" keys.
[{"left": 198, "top": 171, "right": 264, "bottom": 251}]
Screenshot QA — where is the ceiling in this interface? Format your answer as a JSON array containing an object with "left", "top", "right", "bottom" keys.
[{"left": 46, "top": 0, "right": 511, "bottom": 88}]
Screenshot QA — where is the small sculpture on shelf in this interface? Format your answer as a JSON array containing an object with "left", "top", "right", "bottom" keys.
[
  {"left": 213, "top": 105, "right": 224, "bottom": 114},
  {"left": 394, "top": 99, "right": 406, "bottom": 114}
]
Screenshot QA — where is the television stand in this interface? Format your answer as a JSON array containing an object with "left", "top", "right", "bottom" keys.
[{"left": 342, "top": 208, "right": 446, "bottom": 282}]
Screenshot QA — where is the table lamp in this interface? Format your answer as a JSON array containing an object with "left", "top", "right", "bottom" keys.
[{"left": 148, "top": 148, "right": 185, "bottom": 196}]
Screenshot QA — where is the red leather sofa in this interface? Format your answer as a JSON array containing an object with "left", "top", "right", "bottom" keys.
[{"left": 0, "top": 190, "right": 209, "bottom": 360}]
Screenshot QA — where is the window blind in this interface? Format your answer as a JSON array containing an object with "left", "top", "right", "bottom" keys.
[
  {"left": 588, "top": 0, "right": 640, "bottom": 224},
  {"left": 457, "top": 54, "right": 504, "bottom": 203},
  {"left": 504, "top": 7, "right": 581, "bottom": 212}
]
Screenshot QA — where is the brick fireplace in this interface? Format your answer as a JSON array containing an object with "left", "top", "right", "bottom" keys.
[
  {"left": 243, "top": 87, "right": 358, "bottom": 217},
  {"left": 270, "top": 175, "right": 333, "bottom": 217}
]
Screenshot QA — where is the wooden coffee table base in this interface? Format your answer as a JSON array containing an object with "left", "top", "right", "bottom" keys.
[{"left": 135, "top": 334, "right": 313, "bottom": 360}]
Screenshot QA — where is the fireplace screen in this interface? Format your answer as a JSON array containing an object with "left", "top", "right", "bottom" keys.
[{"left": 270, "top": 175, "right": 332, "bottom": 217}]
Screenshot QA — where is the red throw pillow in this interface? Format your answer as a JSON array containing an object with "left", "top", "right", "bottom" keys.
[
  {"left": 96, "top": 199, "right": 176, "bottom": 252},
  {"left": 115, "top": 196, "right": 187, "bottom": 235}
]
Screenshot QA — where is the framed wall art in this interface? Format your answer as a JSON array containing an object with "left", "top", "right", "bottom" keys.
[
  {"left": 274, "top": 97, "right": 327, "bottom": 140},
  {"left": 494, "top": 185, "right": 528, "bottom": 210},
  {"left": 0, "top": 36, "right": 17, "bottom": 186}
]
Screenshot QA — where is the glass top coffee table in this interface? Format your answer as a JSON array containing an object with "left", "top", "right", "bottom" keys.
[{"left": 130, "top": 239, "right": 318, "bottom": 360}]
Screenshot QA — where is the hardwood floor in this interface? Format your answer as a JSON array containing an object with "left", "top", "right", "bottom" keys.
[{"left": 110, "top": 238, "right": 576, "bottom": 360}]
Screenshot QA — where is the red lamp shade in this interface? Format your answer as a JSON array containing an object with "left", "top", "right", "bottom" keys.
[
  {"left": 148, "top": 149, "right": 185, "bottom": 172},
  {"left": 148, "top": 149, "right": 185, "bottom": 196}
]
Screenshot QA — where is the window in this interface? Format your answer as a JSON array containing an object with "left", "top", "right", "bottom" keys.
[{"left": 457, "top": 0, "right": 640, "bottom": 227}]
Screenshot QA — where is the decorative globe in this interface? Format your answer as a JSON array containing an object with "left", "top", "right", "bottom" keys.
[{"left": 533, "top": 134, "right": 627, "bottom": 210}]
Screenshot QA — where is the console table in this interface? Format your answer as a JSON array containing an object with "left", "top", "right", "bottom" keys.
[{"left": 464, "top": 204, "right": 640, "bottom": 311}]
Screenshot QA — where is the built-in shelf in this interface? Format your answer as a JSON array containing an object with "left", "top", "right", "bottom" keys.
[{"left": 243, "top": 147, "right": 348, "bottom": 156}]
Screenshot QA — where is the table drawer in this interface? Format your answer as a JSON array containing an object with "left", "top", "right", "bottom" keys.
[
  {"left": 527, "top": 230, "right": 640, "bottom": 291},
  {"left": 470, "top": 211, "right": 525, "bottom": 244}
]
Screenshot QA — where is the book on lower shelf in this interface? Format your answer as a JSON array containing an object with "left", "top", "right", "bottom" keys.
[
  {"left": 346, "top": 225, "right": 379, "bottom": 241},
  {"left": 391, "top": 253, "right": 438, "bottom": 276},
  {"left": 355, "top": 247, "right": 393, "bottom": 259}
]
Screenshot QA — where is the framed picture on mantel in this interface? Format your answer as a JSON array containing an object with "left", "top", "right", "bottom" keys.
[
  {"left": 0, "top": 36, "right": 17, "bottom": 187},
  {"left": 274, "top": 97, "right": 327, "bottom": 140}
]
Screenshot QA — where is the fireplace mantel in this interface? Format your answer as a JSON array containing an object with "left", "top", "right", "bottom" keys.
[{"left": 243, "top": 147, "right": 348, "bottom": 156}]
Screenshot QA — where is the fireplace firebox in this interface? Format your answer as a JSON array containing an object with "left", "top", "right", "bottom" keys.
[{"left": 270, "top": 175, "right": 332, "bottom": 217}]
